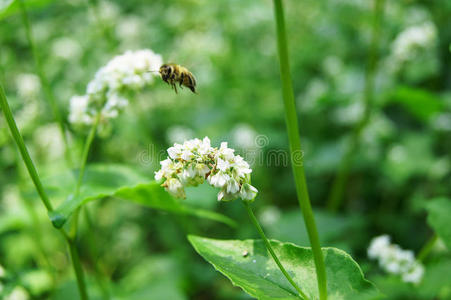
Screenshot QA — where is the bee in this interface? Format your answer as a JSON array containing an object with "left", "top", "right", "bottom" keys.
[{"left": 159, "top": 63, "right": 197, "bottom": 94}]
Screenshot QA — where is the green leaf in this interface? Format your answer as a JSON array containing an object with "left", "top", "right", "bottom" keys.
[
  {"left": 46, "top": 164, "right": 236, "bottom": 228},
  {"left": 0, "top": 0, "right": 54, "bottom": 20},
  {"left": 188, "top": 236, "right": 380, "bottom": 300},
  {"left": 425, "top": 197, "right": 451, "bottom": 250},
  {"left": 115, "top": 182, "right": 237, "bottom": 228},
  {"left": 387, "top": 86, "right": 443, "bottom": 121}
]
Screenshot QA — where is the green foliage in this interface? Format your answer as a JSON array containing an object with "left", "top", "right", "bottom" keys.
[
  {"left": 46, "top": 164, "right": 235, "bottom": 228},
  {"left": 188, "top": 235, "right": 380, "bottom": 300},
  {"left": 425, "top": 198, "right": 451, "bottom": 250},
  {"left": 0, "top": 0, "right": 53, "bottom": 19}
]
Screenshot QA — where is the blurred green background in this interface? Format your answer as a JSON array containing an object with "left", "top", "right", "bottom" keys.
[{"left": 1, "top": 0, "right": 451, "bottom": 299}]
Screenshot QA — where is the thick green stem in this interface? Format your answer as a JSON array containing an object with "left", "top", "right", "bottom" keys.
[
  {"left": 0, "top": 83, "right": 89, "bottom": 300},
  {"left": 417, "top": 234, "right": 438, "bottom": 262},
  {"left": 272, "top": 1, "right": 327, "bottom": 299},
  {"left": 18, "top": 0, "right": 72, "bottom": 166},
  {"left": 244, "top": 202, "right": 308, "bottom": 300},
  {"left": 0, "top": 84, "right": 53, "bottom": 211},
  {"left": 326, "top": 0, "right": 385, "bottom": 212}
]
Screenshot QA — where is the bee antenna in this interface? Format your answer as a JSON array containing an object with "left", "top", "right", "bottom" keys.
[{"left": 147, "top": 70, "right": 159, "bottom": 73}]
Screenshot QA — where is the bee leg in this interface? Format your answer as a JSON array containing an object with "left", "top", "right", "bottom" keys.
[{"left": 172, "top": 83, "right": 178, "bottom": 94}]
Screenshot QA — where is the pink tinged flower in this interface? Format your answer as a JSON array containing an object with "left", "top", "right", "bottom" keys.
[{"left": 240, "top": 183, "right": 258, "bottom": 201}]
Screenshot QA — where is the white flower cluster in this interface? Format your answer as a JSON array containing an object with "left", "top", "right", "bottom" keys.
[
  {"left": 155, "top": 137, "right": 258, "bottom": 201},
  {"left": 368, "top": 235, "right": 424, "bottom": 284},
  {"left": 392, "top": 22, "right": 437, "bottom": 63},
  {"left": 69, "top": 49, "right": 163, "bottom": 128}
]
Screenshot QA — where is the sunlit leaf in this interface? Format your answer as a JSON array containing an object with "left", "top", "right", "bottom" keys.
[
  {"left": 0, "top": 0, "right": 54, "bottom": 20},
  {"left": 188, "top": 235, "right": 380, "bottom": 300}
]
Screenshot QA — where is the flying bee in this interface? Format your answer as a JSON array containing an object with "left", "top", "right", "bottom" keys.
[{"left": 159, "top": 63, "right": 197, "bottom": 94}]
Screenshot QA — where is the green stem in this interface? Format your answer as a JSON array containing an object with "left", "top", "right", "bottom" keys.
[
  {"left": 70, "top": 112, "right": 100, "bottom": 238},
  {"left": 244, "top": 202, "right": 308, "bottom": 300},
  {"left": 0, "top": 83, "right": 89, "bottom": 300},
  {"left": 75, "top": 113, "right": 101, "bottom": 197},
  {"left": 18, "top": 0, "right": 72, "bottom": 167},
  {"left": 326, "top": 0, "right": 385, "bottom": 212},
  {"left": 417, "top": 234, "right": 438, "bottom": 262},
  {"left": 68, "top": 240, "right": 89, "bottom": 300},
  {"left": 272, "top": 1, "right": 327, "bottom": 299},
  {"left": 0, "top": 84, "right": 53, "bottom": 211}
]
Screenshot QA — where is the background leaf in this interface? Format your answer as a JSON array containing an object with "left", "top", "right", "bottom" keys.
[
  {"left": 425, "top": 197, "right": 451, "bottom": 250},
  {"left": 188, "top": 235, "right": 380, "bottom": 300},
  {"left": 46, "top": 164, "right": 236, "bottom": 228},
  {"left": 0, "top": 0, "right": 54, "bottom": 20}
]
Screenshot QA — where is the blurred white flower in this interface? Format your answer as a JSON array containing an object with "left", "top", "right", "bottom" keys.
[
  {"left": 68, "top": 95, "right": 92, "bottom": 125},
  {"left": 259, "top": 206, "right": 281, "bottom": 227},
  {"left": 334, "top": 100, "right": 364, "bottom": 125},
  {"left": 0, "top": 264, "right": 5, "bottom": 278},
  {"left": 5, "top": 286, "right": 29, "bottom": 300},
  {"left": 15, "top": 73, "right": 41, "bottom": 99},
  {"left": 33, "top": 124, "right": 65, "bottom": 161},
  {"left": 116, "top": 16, "right": 143, "bottom": 41},
  {"left": 51, "top": 37, "right": 82, "bottom": 60},
  {"left": 98, "top": 0, "right": 120, "bottom": 22},
  {"left": 368, "top": 235, "right": 424, "bottom": 284},
  {"left": 391, "top": 22, "right": 437, "bottom": 63},
  {"left": 68, "top": 49, "right": 162, "bottom": 130},
  {"left": 155, "top": 137, "right": 258, "bottom": 202},
  {"left": 432, "top": 113, "right": 451, "bottom": 131},
  {"left": 166, "top": 125, "right": 194, "bottom": 144},
  {"left": 232, "top": 124, "right": 257, "bottom": 149}
]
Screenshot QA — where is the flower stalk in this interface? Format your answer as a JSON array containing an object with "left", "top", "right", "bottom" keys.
[
  {"left": 244, "top": 201, "right": 308, "bottom": 300},
  {"left": 272, "top": 0, "right": 327, "bottom": 298},
  {"left": 0, "top": 83, "right": 89, "bottom": 300}
]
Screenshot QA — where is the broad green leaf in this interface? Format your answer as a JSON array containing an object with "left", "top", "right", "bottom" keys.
[
  {"left": 0, "top": 0, "right": 54, "bottom": 20},
  {"left": 46, "top": 164, "right": 236, "bottom": 228},
  {"left": 188, "top": 236, "right": 380, "bottom": 300},
  {"left": 387, "top": 86, "right": 443, "bottom": 121},
  {"left": 425, "top": 197, "right": 451, "bottom": 250}
]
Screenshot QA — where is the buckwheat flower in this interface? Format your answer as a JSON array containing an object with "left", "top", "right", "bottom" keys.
[
  {"left": 155, "top": 137, "right": 258, "bottom": 202},
  {"left": 402, "top": 262, "right": 424, "bottom": 284},
  {"left": 68, "top": 49, "right": 163, "bottom": 131},
  {"left": 68, "top": 95, "right": 92, "bottom": 125},
  {"left": 368, "top": 235, "right": 391, "bottom": 259},
  {"left": 368, "top": 235, "right": 424, "bottom": 284},
  {"left": 15, "top": 73, "right": 41, "bottom": 99},
  {"left": 391, "top": 22, "right": 437, "bottom": 63}
]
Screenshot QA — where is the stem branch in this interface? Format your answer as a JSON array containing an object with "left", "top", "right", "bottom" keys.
[
  {"left": 272, "top": 0, "right": 327, "bottom": 298},
  {"left": 417, "top": 234, "right": 438, "bottom": 262},
  {"left": 244, "top": 202, "right": 308, "bottom": 300},
  {"left": 0, "top": 83, "right": 89, "bottom": 300}
]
